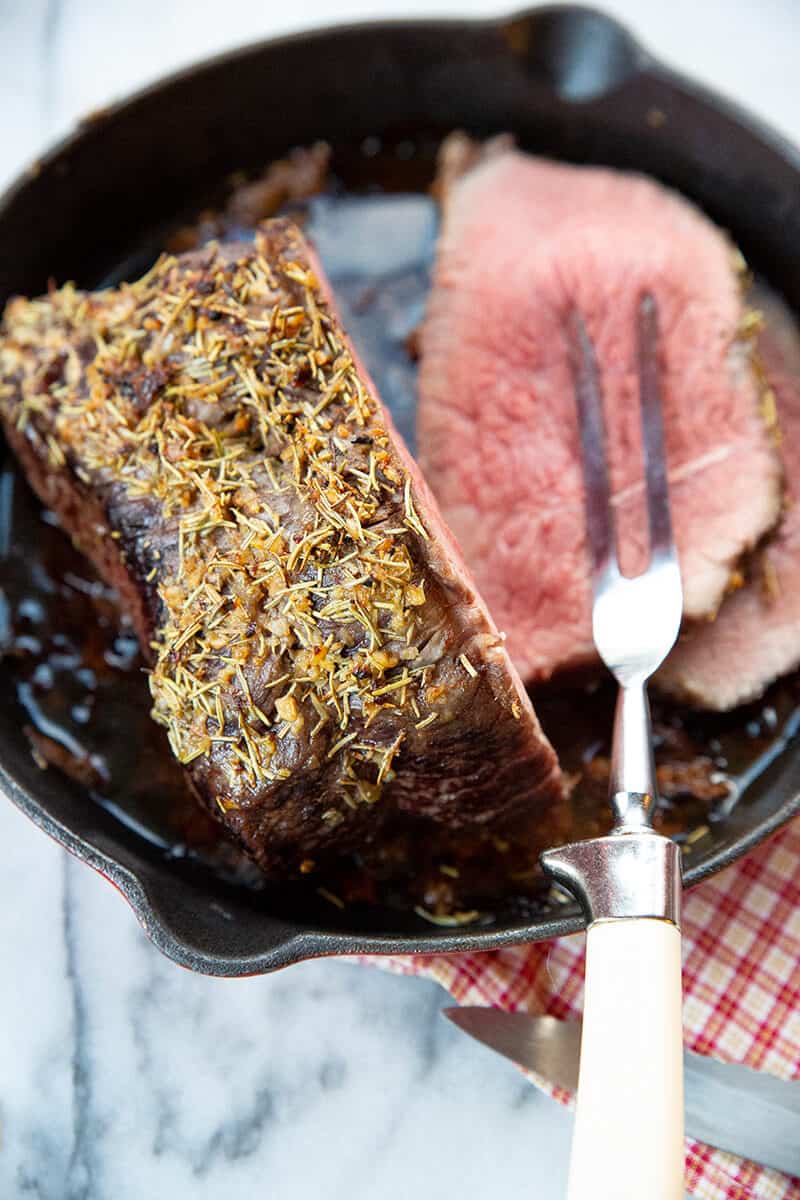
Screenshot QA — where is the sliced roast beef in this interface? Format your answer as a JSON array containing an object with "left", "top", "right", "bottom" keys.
[
  {"left": 417, "top": 136, "right": 783, "bottom": 685},
  {"left": 658, "top": 287, "right": 800, "bottom": 709},
  {"left": 0, "top": 219, "right": 564, "bottom": 877}
]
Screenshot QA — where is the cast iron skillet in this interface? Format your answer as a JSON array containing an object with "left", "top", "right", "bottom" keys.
[{"left": 1, "top": 5, "right": 800, "bottom": 975}]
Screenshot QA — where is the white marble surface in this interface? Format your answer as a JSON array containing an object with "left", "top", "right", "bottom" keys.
[{"left": 0, "top": 2, "right": 798, "bottom": 1197}]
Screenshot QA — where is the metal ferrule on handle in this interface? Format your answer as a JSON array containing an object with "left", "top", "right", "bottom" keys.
[
  {"left": 541, "top": 828, "right": 681, "bottom": 926},
  {"left": 542, "top": 678, "right": 681, "bottom": 926}
]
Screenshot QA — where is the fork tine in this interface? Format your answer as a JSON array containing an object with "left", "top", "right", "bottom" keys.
[
  {"left": 568, "top": 309, "right": 618, "bottom": 582},
  {"left": 636, "top": 293, "right": 675, "bottom": 561}
]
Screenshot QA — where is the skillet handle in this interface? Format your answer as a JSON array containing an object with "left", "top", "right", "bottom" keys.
[{"left": 567, "top": 917, "right": 684, "bottom": 1200}]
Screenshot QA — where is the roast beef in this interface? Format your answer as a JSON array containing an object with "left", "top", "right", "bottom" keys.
[
  {"left": 658, "top": 287, "right": 800, "bottom": 709},
  {"left": 417, "top": 136, "right": 783, "bottom": 685},
  {"left": 0, "top": 219, "right": 564, "bottom": 877}
]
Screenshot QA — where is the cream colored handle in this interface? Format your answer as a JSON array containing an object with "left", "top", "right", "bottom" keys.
[{"left": 567, "top": 918, "right": 684, "bottom": 1200}]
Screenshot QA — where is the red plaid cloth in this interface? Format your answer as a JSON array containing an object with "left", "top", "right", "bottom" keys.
[{"left": 369, "top": 818, "right": 800, "bottom": 1200}]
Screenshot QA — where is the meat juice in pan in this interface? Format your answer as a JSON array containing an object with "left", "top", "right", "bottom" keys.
[{"left": 1, "top": 141, "right": 798, "bottom": 921}]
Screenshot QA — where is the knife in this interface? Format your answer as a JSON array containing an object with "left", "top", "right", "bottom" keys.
[{"left": 444, "top": 1007, "right": 800, "bottom": 1179}]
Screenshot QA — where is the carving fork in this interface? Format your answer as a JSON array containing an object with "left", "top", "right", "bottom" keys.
[{"left": 541, "top": 296, "right": 684, "bottom": 1200}]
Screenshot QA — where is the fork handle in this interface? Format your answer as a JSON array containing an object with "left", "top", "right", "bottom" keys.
[
  {"left": 541, "top": 834, "right": 684, "bottom": 1199},
  {"left": 567, "top": 917, "right": 684, "bottom": 1200}
]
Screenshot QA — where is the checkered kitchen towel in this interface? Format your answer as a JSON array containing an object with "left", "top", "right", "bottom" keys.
[{"left": 370, "top": 818, "right": 800, "bottom": 1199}]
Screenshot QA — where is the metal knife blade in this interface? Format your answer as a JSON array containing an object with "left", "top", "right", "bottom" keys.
[{"left": 444, "top": 1007, "right": 800, "bottom": 1179}]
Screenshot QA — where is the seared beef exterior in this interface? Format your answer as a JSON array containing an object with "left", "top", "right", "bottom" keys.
[
  {"left": 0, "top": 219, "right": 563, "bottom": 876},
  {"left": 418, "top": 136, "right": 783, "bottom": 685},
  {"left": 659, "top": 287, "right": 800, "bottom": 709}
]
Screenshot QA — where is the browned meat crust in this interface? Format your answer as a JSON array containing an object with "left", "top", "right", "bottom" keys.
[{"left": 0, "top": 219, "right": 563, "bottom": 877}]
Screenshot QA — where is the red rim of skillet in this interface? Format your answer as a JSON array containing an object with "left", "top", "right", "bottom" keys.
[{"left": 1, "top": 6, "right": 799, "bottom": 974}]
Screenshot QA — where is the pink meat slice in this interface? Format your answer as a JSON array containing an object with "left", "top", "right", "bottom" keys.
[
  {"left": 658, "top": 287, "right": 800, "bottom": 709},
  {"left": 417, "top": 141, "right": 783, "bottom": 685}
]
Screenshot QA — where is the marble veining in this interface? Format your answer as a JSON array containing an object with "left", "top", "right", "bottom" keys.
[{"left": 0, "top": 2, "right": 798, "bottom": 1197}]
